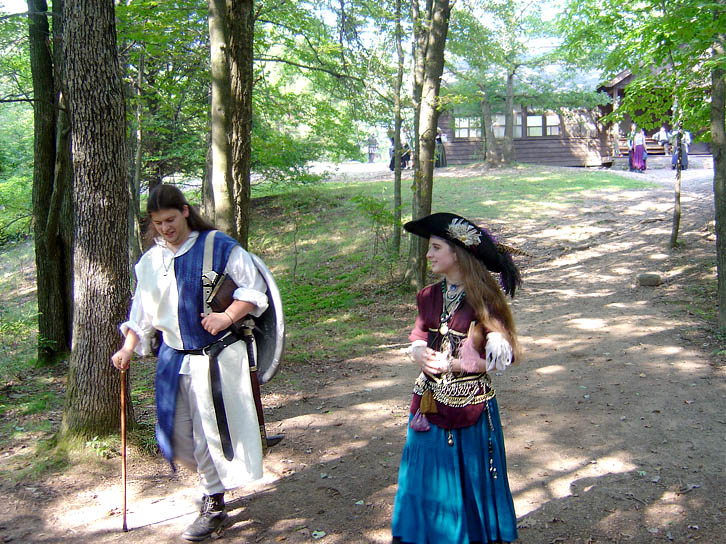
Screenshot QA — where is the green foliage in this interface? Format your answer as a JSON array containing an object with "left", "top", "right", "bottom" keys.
[
  {"left": 445, "top": 1, "right": 607, "bottom": 125},
  {"left": 558, "top": 0, "right": 724, "bottom": 139},
  {"left": 85, "top": 436, "right": 118, "bottom": 459},
  {"left": 351, "top": 193, "right": 404, "bottom": 280},
  {"left": 0, "top": 100, "right": 33, "bottom": 245}
]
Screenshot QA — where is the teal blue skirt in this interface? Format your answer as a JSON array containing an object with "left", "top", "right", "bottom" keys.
[{"left": 391, "top": 398, "right": 518, "bottom": 543}]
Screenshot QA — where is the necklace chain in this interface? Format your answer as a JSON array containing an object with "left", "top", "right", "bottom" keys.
[{"left": 440, "top": 280, "right": 465, "bottom": 325}]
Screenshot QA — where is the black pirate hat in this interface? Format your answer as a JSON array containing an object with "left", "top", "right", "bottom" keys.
[{"left": 404, "top": 212, "right": 522, "bottom": 297}]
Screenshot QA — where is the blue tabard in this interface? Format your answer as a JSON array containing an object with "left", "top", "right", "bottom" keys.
[{"left": 155, "top": 230, "right": 238, "bottom": 462}]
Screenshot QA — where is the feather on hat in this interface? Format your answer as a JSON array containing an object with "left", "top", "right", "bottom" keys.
[{"left": 404, "top": 212, "right": 522, "bottom": 297}]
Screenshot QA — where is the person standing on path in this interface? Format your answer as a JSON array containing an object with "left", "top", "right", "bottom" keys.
[
  {"left": 632, "top": 127, "right": 647, "bottom": 172},
  {"left": 392, "top": 212, "right": 521, "bottom": 544},
  {"left": 111, "top": 184, "right": 269, "bottom": 541}
]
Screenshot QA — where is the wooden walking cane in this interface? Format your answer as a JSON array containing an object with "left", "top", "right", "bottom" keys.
[{"left": 120, "top": 368, "right": 128, "bottom": 532}]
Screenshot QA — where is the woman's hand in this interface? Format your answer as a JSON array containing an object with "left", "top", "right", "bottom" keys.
[
  {"left": 200, "top": 311, "right": 234, "bottom": 336},
  {"left": 409, "top": 341, "right": 448, "bottom": 376},
  {"left": 111, "top": 347, "right": 133, "bottom": 371}
]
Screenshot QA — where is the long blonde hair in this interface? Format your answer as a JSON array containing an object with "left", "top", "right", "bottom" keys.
[{"left": 452, "top": 243, "right": 521, "bottom": 361}]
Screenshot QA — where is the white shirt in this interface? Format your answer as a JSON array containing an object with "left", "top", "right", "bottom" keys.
[{"left": 121, "top": 231, "right": 269, "bottom": 367}]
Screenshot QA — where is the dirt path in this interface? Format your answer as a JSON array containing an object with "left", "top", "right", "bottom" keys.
[{"left": 2, "top": 165, "right": 724, "bottom": 544}]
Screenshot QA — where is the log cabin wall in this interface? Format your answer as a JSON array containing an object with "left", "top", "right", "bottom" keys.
[{"left": 438, "top": 110, "right": 609, "bottom": 167}]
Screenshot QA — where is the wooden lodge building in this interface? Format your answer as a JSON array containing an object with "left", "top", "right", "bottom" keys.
[
  {"left": 437, "top": 106, "right": 611, "bottom": 168},
  {"left": 437, "top": 70, "right": 709, "bottom": 168}
]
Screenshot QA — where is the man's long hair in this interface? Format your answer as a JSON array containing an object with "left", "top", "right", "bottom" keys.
[
  {"left": 143, "top": 184, "right": 215, "bottom": 247},
  {"left": 452, "top": 243, "right": 521, "bottom": 361}
]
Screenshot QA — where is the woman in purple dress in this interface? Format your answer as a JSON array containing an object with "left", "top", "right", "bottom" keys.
[
  {"left": 632, "top": 127, "right": 647, "bottom": 172},
  {"left": 392, "top": 213, "right": 522, "bottom": 544}
]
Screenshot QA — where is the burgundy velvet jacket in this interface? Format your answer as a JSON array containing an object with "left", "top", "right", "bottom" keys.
[{"left": 408, "top": 282, "right": 492, "bottom": 429}]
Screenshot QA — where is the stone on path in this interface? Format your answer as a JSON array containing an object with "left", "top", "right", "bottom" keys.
[{"left": 637, "top": 272, "right": 663, "bottom": 286}]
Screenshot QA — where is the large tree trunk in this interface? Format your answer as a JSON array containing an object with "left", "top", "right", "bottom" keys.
[
  {"left": 502, "top": 67, "right": 515, "bottom": 163},
  {"left": 209, "top": 0, "right": 234, "bottom": 234},
  {"left": 227, "top": 0, "right": 254, "bottom": 248},
  {"left": 28, "top": 0, "right": 72, "bottom": 363},
  {"left": 392, "top": 0, "right": 404, "bottom": 255},
  {"left": 62, "top": 0, "right": 132, "bottom": 436},
  {"left": 712, "top": 38, "right": 726, "bottom": 332},
  {"left": 480, "top": 89, "right": 500, "bottom": 164},
  {"left": 409, "top": 0, "right": 451, "bottom": 288}
]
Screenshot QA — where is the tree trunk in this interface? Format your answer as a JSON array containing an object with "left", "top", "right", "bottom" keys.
[
  {"left": 392, "top": 0, "right": 404, "bottom": 255},
  {"left": 670, "top": 125, "right": 683, "bottom": 247},
  {"left": 202, "top": 130, "right": 215, "bottom": 221},
  {"left": 209, "top": 0, "right": 234, "bottom": 234},
  {"left": 62, "top": 0, "right": 132, "bottom": 436},
  {"left": 409, "top": 0, "right": 430, "bottom": 177},
  {"left": 28, "top": 0, "right": 72, "bottom": 363},
  {"left": 404, "top": 0, "right": 430, "bottom": 285},
  {"left": 129, "top": 48, "right": 144, "bottom": 270},
  {"left": 227, "top": 0, "right": 254, "bottom": 248},
  {"left": 480, "top": 89, "right": 499, "bottom": 164},
  {"left": 53, "top": 0, "right": 75, "bottom": 346},
  {"left": 712, "top": 38, "right": 726, "bottom": 332},
  {"left": 502, "top": 67, "right": 515, "bottom": 163},
  {"left": 410, "top": 0, "right": 451, "bottom": 288}
]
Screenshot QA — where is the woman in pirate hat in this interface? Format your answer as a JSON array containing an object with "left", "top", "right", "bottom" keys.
[{"left": 392, "top": 213, "right": 521, "bottom": 544}]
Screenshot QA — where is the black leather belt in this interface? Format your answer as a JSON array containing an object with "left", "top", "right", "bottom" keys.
[{"left": 184, "top": 334, "right": 240, "bottom": 461}]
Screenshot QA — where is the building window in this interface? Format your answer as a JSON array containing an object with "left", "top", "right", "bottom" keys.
[
  {"left": 455, "top": 116, "right": 481, "bottom": 138},
  {"left": 546, "top": 114, "right": 560, "bottom": 136},
  {"left": 492, "top": 113, "right": 523, "bottom": 138},
  {"left": 493, "top": 114, "right": 505, "bottom": 139},
  {"left": 526, "top": 115, "right": 543, "bottom": 137}
]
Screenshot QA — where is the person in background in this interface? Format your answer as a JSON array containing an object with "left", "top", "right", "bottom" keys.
[
  {"left": 631, "top": 126, "right": 647, "bottom": 172},
  {"left": 655, "top": 125, "right": 670, "bottom": 155}
]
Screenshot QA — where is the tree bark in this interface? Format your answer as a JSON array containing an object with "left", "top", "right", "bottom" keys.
[
  {"left": 670, "top": 125, "right": 683, "bottom": 247},
  {"left": 392, "top": 0, "right": 404, "bottom": 255},
  {"left": 480, "top": 89, "right": 500, "bottom": 164},
  {"left": 409, "top": 0, "right": 430, "bottom": 177},
  {"left": 227, "top": 0, "right": 254, "bottom": 248},
  {"left": 52, "top": 0, "right": 75, "bottom": 346},
  {"left": 129, "top": 48, "right": 144, "bottom": 271},
  {"left": 209, "top": 0, "right": 234, "bottom": 234},
  {"left": 28, "top": 0, "right": 72, "bottom": 363},
  {"left": 62, "top": 0, "right": 132, "bottom": 436},
  {"left": 409, "top": 0, "right": 452, "bottom": 288},
  {"left": 712, "top": 37, "right": 726, "bottom": 332},
  {"left": 502, "top": 67, "right": 515, "bottom": 163}
]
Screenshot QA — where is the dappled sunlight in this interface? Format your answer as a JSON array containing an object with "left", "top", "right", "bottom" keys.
[
  {"left": 569, "top": 318, "right": 608, "bottom": 330},
  {"left": 545, "top": 455, "right": 637, "bottom": 500},
  {"left": 536, "top": 365, "right": 567, "bottom": 375},
  {"left": 534, "top": 225, "right": 614, "bottom": 242},
  {"left": 671, "top": 360, "right": 708, "bottom": 372},
  {"left": 648, "top": 252, "right": 670, "bottom": 261},
  {"left": 605, "top": 300, "right": 649, "bottom": 309}
]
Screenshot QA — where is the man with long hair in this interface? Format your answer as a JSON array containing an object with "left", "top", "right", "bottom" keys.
[{"left": 112, "top": 184, "right": 268, "bottom": 540}]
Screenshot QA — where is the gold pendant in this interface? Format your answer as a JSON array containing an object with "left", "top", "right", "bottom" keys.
[{"left": 439, "top": 323, "right": 449, "bottom": 335}]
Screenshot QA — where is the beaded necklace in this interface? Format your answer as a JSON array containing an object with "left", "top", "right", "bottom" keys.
[{"left": 439, "top": 280, "right": 464, "bottom": 335}]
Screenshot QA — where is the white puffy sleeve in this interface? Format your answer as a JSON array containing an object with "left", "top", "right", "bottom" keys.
[
  {"left": 120, "top": 283, "right": 156, "bottom": 357},
  {"left": 225, "top": 246, "right": 269, "bottom": 318}
]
